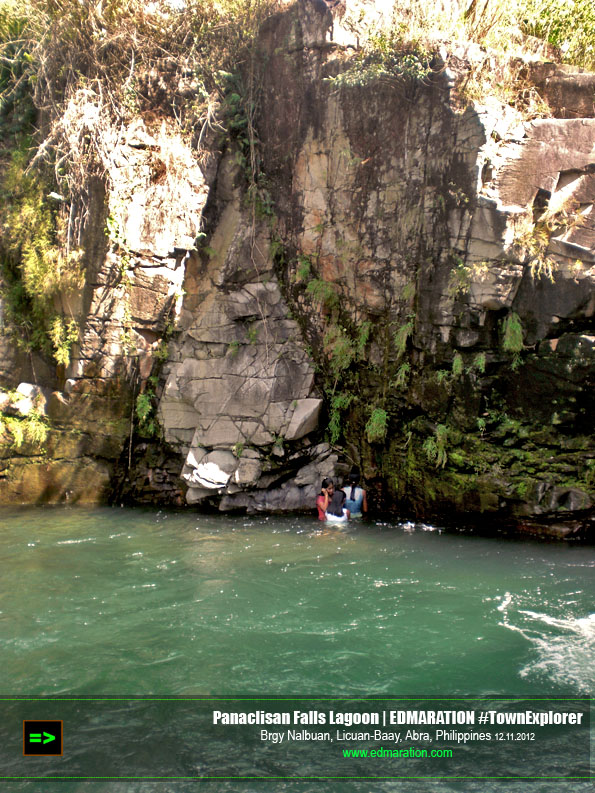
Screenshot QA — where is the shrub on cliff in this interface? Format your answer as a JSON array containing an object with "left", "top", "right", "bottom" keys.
[
  {"left": 520, "top": 0, "right": 595, "bottom": 69},
  {"left": 0, "top": 0, "right": 280, "bottom": 363},
  {"left": 331, "top": 0, "right": 593, "bottom": 101},
  {"left": 0, "top": 0, "right": 282, "bottom": 244},
  {"left": 387, "top": 0, "right": 595, "bottom": 70},
  {"left": 0, "top": 142, "right": 84, "bottom": 363},
  {"left": 0, "top": 0, "right": 281, "bottom": 148}
]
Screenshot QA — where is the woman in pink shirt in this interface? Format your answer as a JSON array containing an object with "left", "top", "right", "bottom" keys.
[{"left": 316, "top": 478, "right": 333, "bottom": 520}]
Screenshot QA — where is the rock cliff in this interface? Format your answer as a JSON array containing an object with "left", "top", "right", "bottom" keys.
[{"left": 1, "top": 1, "right": 593, "bottom": 538}]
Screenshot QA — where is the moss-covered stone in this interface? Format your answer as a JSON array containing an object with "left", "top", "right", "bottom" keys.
[{"left": 0, "top": 457, "right": 111, "bottom": 504}]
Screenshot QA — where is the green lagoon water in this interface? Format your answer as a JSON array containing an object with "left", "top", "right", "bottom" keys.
[{"left": 0, "top": 506, "right": 593, "bottom": 792}]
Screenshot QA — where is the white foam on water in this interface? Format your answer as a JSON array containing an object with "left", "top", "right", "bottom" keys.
[
  {"left": 498, "top": 593, "right": 595, "bottom": 694},
  {"left": 497, "top": 591, "right": 512, "bottom": 612}
]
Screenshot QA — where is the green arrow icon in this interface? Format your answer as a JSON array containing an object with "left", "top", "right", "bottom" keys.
[{"left": 29, "top": 732, "right": 55, "bottom": 744}]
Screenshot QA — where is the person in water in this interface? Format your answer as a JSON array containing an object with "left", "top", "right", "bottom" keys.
[
  {"left": 342, "top": 472, "right": 367, "bottom": 517},
  {"left": 317, "top": 478, "right": 333, "bottom": 520},
  {"left": 327, "top": 487, "right": 350, "bottom": 521},
  {"left": 316, "top": 478, "right": 350, "bottom": 522}
]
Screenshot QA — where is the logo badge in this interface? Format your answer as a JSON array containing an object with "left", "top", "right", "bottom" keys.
[{"left": 23, "top": 720, "right": 63, "bottom": 756}]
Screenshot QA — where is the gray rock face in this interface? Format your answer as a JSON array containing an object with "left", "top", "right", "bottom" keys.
[
  {"left": 252, "top": 2, "right": 595, "bottom": 532},
  {"left": 159, "top": 159, "right": 330, "bottom": 506},
  {"left": 57, "top": 117, "right": 220, "bottom": 399},
  {"left": 523, "top": 62, "right": 595, "bottom": 120}
]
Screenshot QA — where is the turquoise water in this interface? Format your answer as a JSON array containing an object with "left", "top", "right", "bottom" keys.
[{"left": 0, "top": 506, "right": 593, "bottom": 791}]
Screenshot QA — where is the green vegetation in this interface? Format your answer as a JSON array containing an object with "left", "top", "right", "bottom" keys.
[
  {"left": 356, "top": 321, "right": 372, "bottom": 358},
  {"left": 471, "top": 352, "right": 486, "bottom": 374},
  {"left": 328, "top": 392, "right": 353, "bottom": 446},
  {"left": 0, "top": 1, "right": 35, "bottom": 138},
  {"left": 48, "top": 316, "right": 79, "bottom": 367},
  {"left": 447, "top": 259, "right": 471, "bottom": 298},
  {"left": 306, "top": 278, "right": 339, "bottom": 311},
  {"left": 296, "top": 254, "right": 312, "bottom": 282},
  {"left": 323, "top": 324, "right": 356, "bottom": 386},
  {"left": 288, "top": 233, "right": 420, "bottom": 451},
  {"left": 501, "top": 311, "right": 523, "bottom": 367},
  {"left": 448, "top": 259, "right": 490, "bottom": 299},
  {"left": 326, "top": 29, "right": 432, "bottom": 91},
  {"left": 119, "top": 301, "right": 135, "bottom": 355},
  {"left": 401, "top": 281, "right": 416, "bottom": 302},
  {"left": 514, "top": 223, "right": 558, "bottom": 282},
  {"left": 0, "top": 407, "right": 50, "bottom": 449},
  {"left": 153, "top": 339, "right": 169, "bottom": 363},
  {"left": 518, "top": 199, "right": 588, "bottom": 284},
  {"left": 246, "top": 320, "right": 259, "bottom": 344},
  {"left": 394, "top": 317, "right": 414, "bottom": 359},
  {"left": 451, "top": 352, "right": 464, "bottom": 378},
  {"left": 423, "top": 424, "right": 449, "bottom": 468},
  {"left": 521, "top": 0, "right": 595, "bottom": 69},
  {"left": 0, "top": 144, "right": 83, "bottom": 365},
  {"left": 135, "top": 376, "right": 159, "bottom": 438},
  {"left": 379, "top": 360, "right": 595, "bottom": 517},
  {"left": 366, "top": 407, "right": 388, "bottom": 444},
  {"left": 393, "top": 361, "right": 410, "bottom": 388}
]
